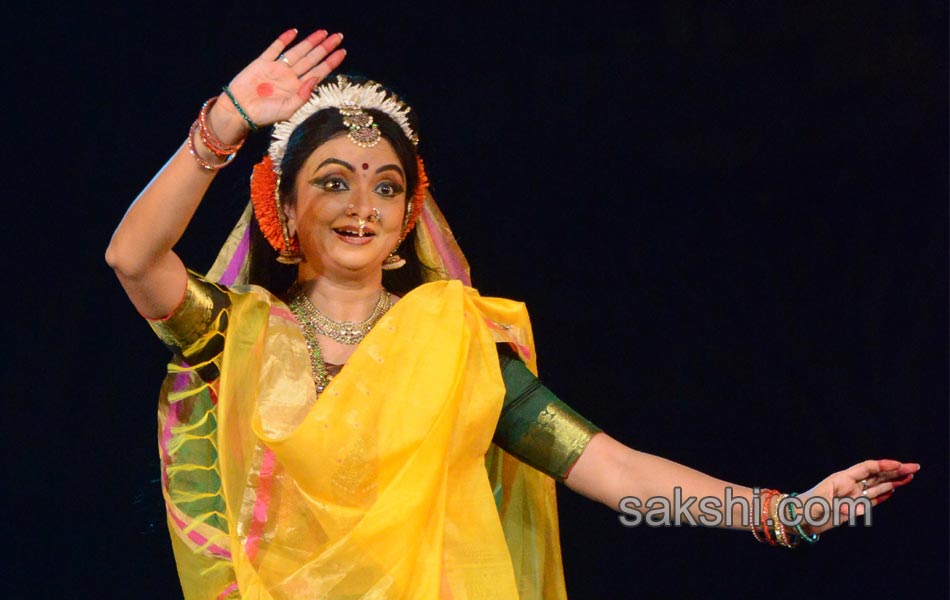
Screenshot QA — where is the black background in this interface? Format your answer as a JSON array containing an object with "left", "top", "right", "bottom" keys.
[{"left": 7, "top": 2, "right": 947, "bottom": 598}]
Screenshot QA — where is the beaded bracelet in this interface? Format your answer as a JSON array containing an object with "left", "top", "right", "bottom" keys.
[
  {"left": 197, "top": 97, "right": 244, "bottom": 157},
  {"left": 787, "top": 492, "right": 820, "bottom": 544},
  {"left": 751, "top": 489, "right": 819, "bottom": 548},
  {"left": 221, "top": 85, "right": 260, "bottom": 131},
  {"left": 749, "top": 488, "right": 769, "bottom": 544},
  {"left": 187, "top": 120, "right": 235, "bottom": 172},
  {"left": 750, "top": 526, "right": 766, "bottom": 544}
]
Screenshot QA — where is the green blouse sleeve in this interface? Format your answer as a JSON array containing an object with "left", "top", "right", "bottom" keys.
[
  {"left": 146, "top": 271, "right": 231, "bottom": 382},
  {"left": 493, "top": 348, "right": 603, "bottom": 481}
]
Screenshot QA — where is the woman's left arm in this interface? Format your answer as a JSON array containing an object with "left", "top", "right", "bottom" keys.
[{"left": 564, "top": 432, "right": 918, "bottom": 534}]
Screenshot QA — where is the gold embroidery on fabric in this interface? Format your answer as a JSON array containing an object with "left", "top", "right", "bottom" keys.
[
  {"left": 150, "top": 275, "right": 219, "bottom": 349},
  {"left": 331, "top": 434, "right": 378, "bottom": 506},
  {"left": 525, "top": 402, "right": 600, "bottom": 477}
]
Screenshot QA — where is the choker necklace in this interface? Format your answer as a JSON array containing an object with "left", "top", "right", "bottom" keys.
[
  {"left": 288, "top": 286, "right": 393, "bottom": 345},
  {"left": 288, "top": 286, "right": 392, "bottom": 393}
]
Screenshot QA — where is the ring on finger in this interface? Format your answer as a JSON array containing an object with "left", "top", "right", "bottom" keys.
[
  {"left": 278, "top": 54, "right": 291, "bottom": 65},
  {"left": 860, "top": 479, "right": 868, "bottom": 491}
]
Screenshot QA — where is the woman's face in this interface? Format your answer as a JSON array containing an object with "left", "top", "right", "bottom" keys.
[{"left": 287, "top": 134, "right": 407, "bottom": 278}]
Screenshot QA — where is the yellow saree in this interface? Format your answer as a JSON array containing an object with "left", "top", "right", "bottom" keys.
[{"left": 156, "top": 279, "right": 568, "bottom": 599}]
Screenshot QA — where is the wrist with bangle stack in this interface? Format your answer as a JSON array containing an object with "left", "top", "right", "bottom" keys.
[
  {"left": 751, "top": 488, "right": 820, "bottom": 548},
  {"left": 187, "top": 87, "right": 257, "bottom": 171}
]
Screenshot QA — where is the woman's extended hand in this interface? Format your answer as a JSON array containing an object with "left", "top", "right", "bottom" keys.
[
  {"left": 795, "top": 459, "right": 918, "bottom": 535},
  {"left": 217, "top": 28, "right": 346, "bottom": 131}
]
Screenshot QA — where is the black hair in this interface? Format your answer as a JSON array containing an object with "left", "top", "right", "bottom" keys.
[{"left": 247, "top": 79, "right": 435, "bottom": 297}]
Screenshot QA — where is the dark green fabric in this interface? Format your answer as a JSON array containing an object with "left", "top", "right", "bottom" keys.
[{"left": 494, "top": 347, "right": 602, "bottom": 481}]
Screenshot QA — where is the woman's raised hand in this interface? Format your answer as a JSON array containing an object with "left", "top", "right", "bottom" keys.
[
  {"left": 219, "top": 28, "right": 346, "bottom": 131},
  {"left": 795, "top": 459, "right": 918, "bottom": 535}
]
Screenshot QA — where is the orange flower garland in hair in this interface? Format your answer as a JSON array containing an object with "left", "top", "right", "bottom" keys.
[
  {"left": 250, "top": 155, "right": 299, "bottom": 256},
  {"left": 403, "top": 155, "right": 429, "bottom": 240}
]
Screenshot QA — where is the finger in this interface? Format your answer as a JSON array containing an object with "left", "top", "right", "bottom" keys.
[
  {"left": 868, "top": 462, "right": 919, "bottom": 486},
  {"left": 876, "top": 459, "right": 904, "bottom": 472},
  {"left": 294, "top": 33, "right": 344, "bottom": 76},
  {"left": 871, "top": 490, "right": 895, "bottom": 506},
  {"left": 842, "top": 459, "right": 882, "bottom": 482},
  {"left": 260, "top": 28, "right": 300, "bottom": 61},
  {"left": 281, "top": 29, "right": 329, "bottom": 67},
  {"left": 873, "top": 470, "right": 913, "bottom": 486},
  {"left": 843, "top": 458, "right": 907, "bottom": 483},
  {"left": 299, "top": 48, "right": 346, "bottom": 86},
  {"left": 889, "top": 473, "right": 914, "bottom": 488},
  {"left": 837, "top": 485, "right": 883, "bottom": 517},
  {"left": 896, "top": 462, "right": 921, "bottom": 476},
  {"left": 297, "top": 77, "right": 320, "bottom": 101},
  {"left": 862, "top": 480, "right": 896, "bottom": 502}
]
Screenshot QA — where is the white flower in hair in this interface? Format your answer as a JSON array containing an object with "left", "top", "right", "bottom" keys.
[{"left": 268, "top": 75, "right": 417, "bottom": 173}]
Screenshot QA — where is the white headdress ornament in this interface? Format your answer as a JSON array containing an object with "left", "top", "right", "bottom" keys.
[{"left": 268, "top": 75, "right": 418, "bottom": 174}]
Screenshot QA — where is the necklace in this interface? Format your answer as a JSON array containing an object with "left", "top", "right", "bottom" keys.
[
  {"left": 289, "top": 302, "right": 332, "bottom": 392},
  {"left": 287, "top": 285, "right": 393, "bottom": 392},
  {"left": 289, "top": 286, "right": 392, "bottom": 345}
]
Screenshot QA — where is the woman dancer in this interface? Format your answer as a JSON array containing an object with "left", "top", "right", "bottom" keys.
[{"left": 106, "top": 27, "right": 918, "bottom": 599}]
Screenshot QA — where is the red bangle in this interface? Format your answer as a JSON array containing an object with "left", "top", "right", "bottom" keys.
[
  {"left": 187, "top": 120, "right": 235, "bottom": 172},
  {"left": 750, "top": 488, "right": 771, "bottom": 544},
  {"left": 760, "top": 489, "right": 778, "bottom": 546},
  {"left": 197, "top": 96, "right": 245, "bottom": 157}
]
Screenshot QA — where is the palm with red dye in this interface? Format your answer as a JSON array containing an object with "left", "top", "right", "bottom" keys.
[
  {"left": 796, "top": 459, "right": 918, "bottom": 535},
  {"left": 223, "top": 28, "right": 346, "bottom": 129}
]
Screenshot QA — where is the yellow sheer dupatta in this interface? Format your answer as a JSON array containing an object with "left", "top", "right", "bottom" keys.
[{"left": 158, "top": 195, "right": 569, "bottom": 598}]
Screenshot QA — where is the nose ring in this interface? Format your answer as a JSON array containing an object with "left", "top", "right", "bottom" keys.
[{"left": 345, "top": 204, "right": 380, "bottom": 237}]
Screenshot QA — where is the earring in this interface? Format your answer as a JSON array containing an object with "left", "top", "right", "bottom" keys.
[
  {"left": 277, "top": 244, "right": 302, "bottom": 265},
  {"left": 275, "top": 178, "right": 302, "bottom": 264},
  {"left": 382, "top": 252, "right": 406, "bottom": 270}
]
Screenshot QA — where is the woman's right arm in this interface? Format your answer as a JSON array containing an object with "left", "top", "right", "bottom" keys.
[{"left": 105, "top": 28, "right": 345, "bottom": 318}]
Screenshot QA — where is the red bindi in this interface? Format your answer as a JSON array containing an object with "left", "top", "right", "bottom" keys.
[
  {"left": 256, "top": 83, "right": 275, "bottom": 98},
  {"left": 362, "top": 163, "right": 369, "bottom": 170}
]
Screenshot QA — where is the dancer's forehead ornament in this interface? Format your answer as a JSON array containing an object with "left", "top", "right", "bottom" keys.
[{"left": 268, "top": 75, "right": 419, "bottom": 173}]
